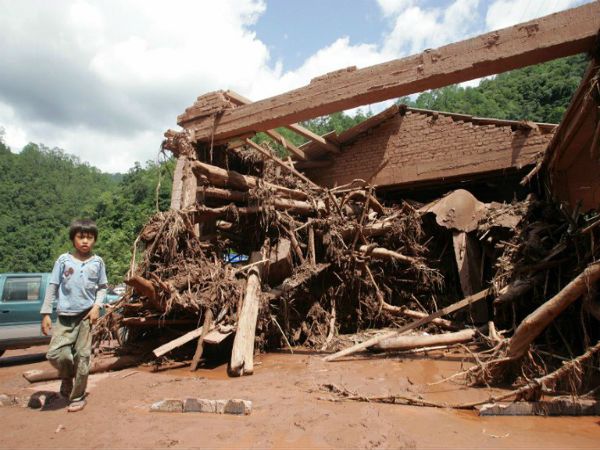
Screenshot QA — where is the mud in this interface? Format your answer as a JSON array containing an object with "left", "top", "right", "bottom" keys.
[{"left": 1, "top": 345, "right": 599, "bottom": 449}]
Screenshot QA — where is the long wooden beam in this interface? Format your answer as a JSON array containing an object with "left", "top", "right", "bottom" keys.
[
  {"left": 223, "top": 90, "right": 340, "bottom": 155},
  {"left": 180, "top": 2, "right": 600, "bottom": 143}
]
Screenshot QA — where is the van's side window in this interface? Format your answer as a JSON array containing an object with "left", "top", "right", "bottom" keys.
[{"left": 1, "top": 277, "right": 42, "bottom": 302}]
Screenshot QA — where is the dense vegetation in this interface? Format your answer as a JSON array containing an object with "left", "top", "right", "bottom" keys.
[
  {"left": 398, "top": 54, "right": 588, "bottom": 123},
  {"left": 0, "top": 54, "right": 588, "bottom": 282},
  {"left": 0, "top": 137, "right": 172, "bottom": 283}
]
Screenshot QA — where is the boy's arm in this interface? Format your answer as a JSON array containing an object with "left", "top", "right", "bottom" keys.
[
  {"left": 40, "top": 283, "right": 58, "bottom": 336},
  {"left": 94, "top": 285, "right": 107, "bottom": 307},
  {"left": 40, "top": 283, "right": 58, "bottom": 315}
]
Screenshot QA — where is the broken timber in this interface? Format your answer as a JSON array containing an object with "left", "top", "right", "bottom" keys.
[
  {"left": 324, "top": 289, "right": 490, "bottom": 361},
  {"left": 178, "top": 2, "right": 600, "bottom": 142}
]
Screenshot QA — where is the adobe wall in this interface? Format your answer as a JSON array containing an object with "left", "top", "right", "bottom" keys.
[{"left": 306, "top": 111, "right": 554, "bottom": 189}]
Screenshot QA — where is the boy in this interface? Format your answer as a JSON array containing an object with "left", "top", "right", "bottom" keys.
[{"left": 40, "top": 219, "right": 108, "bottom": 412}]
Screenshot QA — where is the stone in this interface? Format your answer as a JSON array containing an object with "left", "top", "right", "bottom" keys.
[
  {"left": 0, "top": 394, "right": 15, "bottom": 407},
  {"left": 184, "top": 398, "right": 216, "bottom": 413},
  {"left": 224, "top": 399, "right": 252, "bottom": 415},
  {"left": 150, "top": 399, "right": 183, "bottom": 413},
  {"left": 215, "top": 399, "right": 227, "bottom": 414}
]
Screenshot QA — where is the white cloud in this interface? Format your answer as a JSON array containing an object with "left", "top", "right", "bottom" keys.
[
  {"left": 383, "top": 0, "right": 481, "bottom": 56},
  {"left": 0, "top": 0, "right": 590, "bottom": 172},
  {"left": 486, "top": 0, "right": 585, "bottom": 30},
  {"left": 376, "top": 0, "right": 416, "bottom": 17}
]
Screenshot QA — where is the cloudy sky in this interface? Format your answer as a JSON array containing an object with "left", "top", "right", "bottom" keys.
[{"left": 0, "top": 0, "right": 589, "bottom": 173}]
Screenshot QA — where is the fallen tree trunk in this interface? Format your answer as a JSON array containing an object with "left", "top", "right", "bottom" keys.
[
  {"left": 192, "top": 161, "right": 308, "bottom": 201},
  {"left": 23, "top": 355, "right": 143, "bottom": 383},
  {"left": 325, "top": 289, "right": 490, "bottom": 361},
  {"left": 229, "top": 266, "right": 262, "bottom": 376},
  {"left": 371, "top": 328, "right": 479, "bottom": 352},
  {"left": 506, "top": 262, "right": 600, "bottom": 360},
  {"left": 195, "top": 197, "right": 319, "bottom": 218}
]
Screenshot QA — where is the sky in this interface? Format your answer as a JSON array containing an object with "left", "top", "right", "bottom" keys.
[{"left": 0, "top": 0, "right": 590, "bottom": 173}]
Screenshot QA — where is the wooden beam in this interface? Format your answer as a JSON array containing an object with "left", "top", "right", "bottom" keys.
[
  {"left": 293, "top": 159, "right": 333, "bottom": 170},
  {"left": 180, "top": 3, "right": 600, "bottom": 142},
  {"left": 223, "top": 90, "right": 339, "bottom": 155},
  {"left": 285, "top": 123, "right": 340, "bottom": 154},
  {"left": 263, "top": 129, "right": 308, "bottom": 160}
]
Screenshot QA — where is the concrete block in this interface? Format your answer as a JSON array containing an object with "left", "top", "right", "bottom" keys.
[
  {"left": 184, "top": 398, "right": 216, "bottom": 413},
  {"left": 224, "top": 399, "right": 252, "bottom": 415},
  {"left": 215, "top": 399, "right": 227, "bottom": 414},
  {"left": 150, "top": 399, "right": 183, "bottom": 413}
]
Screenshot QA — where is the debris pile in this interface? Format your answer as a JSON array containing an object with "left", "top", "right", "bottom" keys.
[{"left": 90, "top": 128, "right": 599, "bottom": 410}]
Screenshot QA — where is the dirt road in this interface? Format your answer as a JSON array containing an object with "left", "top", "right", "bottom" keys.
[{"left": 1, "top": 345, "right": 599, "bottom": 449}]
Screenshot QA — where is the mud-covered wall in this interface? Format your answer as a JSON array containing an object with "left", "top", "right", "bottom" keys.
[{"left": 306, "top": 111, "right": 554, "bottom": 189}]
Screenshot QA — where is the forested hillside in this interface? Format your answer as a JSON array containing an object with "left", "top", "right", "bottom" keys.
[
  {"left": 0, "top": 138, "right": 172, "bottom": 283},
  {"left": 399, "top": 54, "right": 588, "bottom": 123},
  {"left": 0, "top": 54, "right": 589, "bottom": 282}
]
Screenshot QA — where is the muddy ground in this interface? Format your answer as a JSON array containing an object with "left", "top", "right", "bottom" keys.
[{"left": 1, "top": 345, "right": 599, "bottom": 449}]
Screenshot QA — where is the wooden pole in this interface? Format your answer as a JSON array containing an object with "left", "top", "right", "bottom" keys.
[
  {"left": 506, "top": 262, "right": 600, "bottom": 360},
  {"left": 371, "top": 328, "right": 478, "bottom": 352},
  {"left": 324, "top": 289, "right": 490, "bottom": 361},
  {"left": 190, "top": 309, "right": 214, "bottom": 371}
]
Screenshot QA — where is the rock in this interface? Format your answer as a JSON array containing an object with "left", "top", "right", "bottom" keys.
[
  {"left": 150, "top": 399, "right": 183, "bottom": 413},
  {"left": 0, "top": 394, "right": 15, "bottom": 406},
  {"left": 215, "top": 399, "right": 227, "bottom": 414},
  {"left": 224, "top": 399, "right": 252, "bottom": 415},
  {"left": 184, "top": 398, "right": 216, "bottom": 413}
]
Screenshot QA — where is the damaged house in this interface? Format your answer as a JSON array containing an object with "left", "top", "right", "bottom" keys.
[{"left": 47, "top": 1, "right": 599, "bottom": 412}]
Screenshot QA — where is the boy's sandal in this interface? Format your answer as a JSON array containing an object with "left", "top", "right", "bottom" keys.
[{"left": 67, "top": 399, "right": 87, "bottom": 412}]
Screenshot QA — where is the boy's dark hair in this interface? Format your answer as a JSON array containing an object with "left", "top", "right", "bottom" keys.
[{"left": 69, "top": 219, "right": 98, "bottom": 241}]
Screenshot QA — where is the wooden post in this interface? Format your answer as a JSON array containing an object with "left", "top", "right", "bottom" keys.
[
  {"left": 229, "top": 265, "right": 262, "bottom": 376},
  {"left": 190, "top": 309, "right": 214, "bottom": 371}
]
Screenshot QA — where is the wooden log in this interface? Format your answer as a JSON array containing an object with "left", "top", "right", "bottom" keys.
[
  {"left": 244, "top": 138, "right": 322, "bottom": 189},
  {"left": 124, "top": 276, "right": 156, "bottom": 301},
  {"left": 153, "top": 326, "right": 204, "bottom": 358},
  {"left": 358, "top": 245, "right": 418, "bottom": 265},
  {"left": 381, "top": 305, "right": 460, "bottom": 331},
  {"left": 191, "top": 309, "right": 214, "bottom": 371},
  {"left": 122, "top": 318, "right": 197, "bottom": 327},
  {"left": 195, "top": 200, "right": 315, "bottom": 220},
  {"left": 371, "top": 328, "right": 478, "bottom": 352},
  {"left": 200, "top": 186, "right": 248, "bottom": 202},
  {"left": 191, "top": 161, "right": 308, "bottom": 201},
  {"left": 265, "top": 239, "right": 293, "bottom": 286},
  {"left": 506, "top": 262, "right": 600, "bottom": 360},
  {"left": 477, "top": 399, "right": 600, "bottom": 416},
  {"left": 23, "top": 355, "right": 142, "bottom": 383},
  {"left": 180, "top": 3, "right": 600, "bottom": 142},
  {"left": 324, "top": 289, "right": 490, "bottom": 361},
  {"left": 223, "top": 90, "right": 339, "bottom": 155},
  {"left": 229, "top": 266, "right": 262, "bottom": 376}
]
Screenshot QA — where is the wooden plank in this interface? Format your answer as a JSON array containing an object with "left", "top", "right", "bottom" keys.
[
  {"left": 263, "top": 129, "right": 308, "bottom": 160},
  {"left": 180, "top": 3, "right": 600, "bottom": 142},
  {"left": 170, "top": 156, "right": 185, "bottom": 210},
  {"left": 229, "top": 266, "right": 262, "bottom": 376},
  {"left": 153, "top": 327, "right": 204, "bottom": 358},
  {"left": 223, "top": 90, "right": 339, "bottom": 155},
  {"left": 324, "top": 289, "right": 490, "bottom": 361}
]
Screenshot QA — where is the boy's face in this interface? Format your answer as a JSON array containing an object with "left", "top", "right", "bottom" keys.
[{"left": 73, "top": 232, "right": 96, "bottom": 255}]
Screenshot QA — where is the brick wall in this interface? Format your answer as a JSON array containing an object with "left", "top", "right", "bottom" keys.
[{"left": 306, "top": 111, "right": 554, "bottom": 188}]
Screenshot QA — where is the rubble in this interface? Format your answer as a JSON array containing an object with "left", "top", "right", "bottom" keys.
[{"left": 84, "top": 5, "right": 600, "bottom": 416}]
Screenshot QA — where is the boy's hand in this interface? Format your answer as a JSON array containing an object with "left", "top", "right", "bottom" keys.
[
  {"left": 85, "top": 305, "right": 101, "bottom": 325},
  {"left": 41, "top": 315, "right": 52, "bottom": 336}
]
